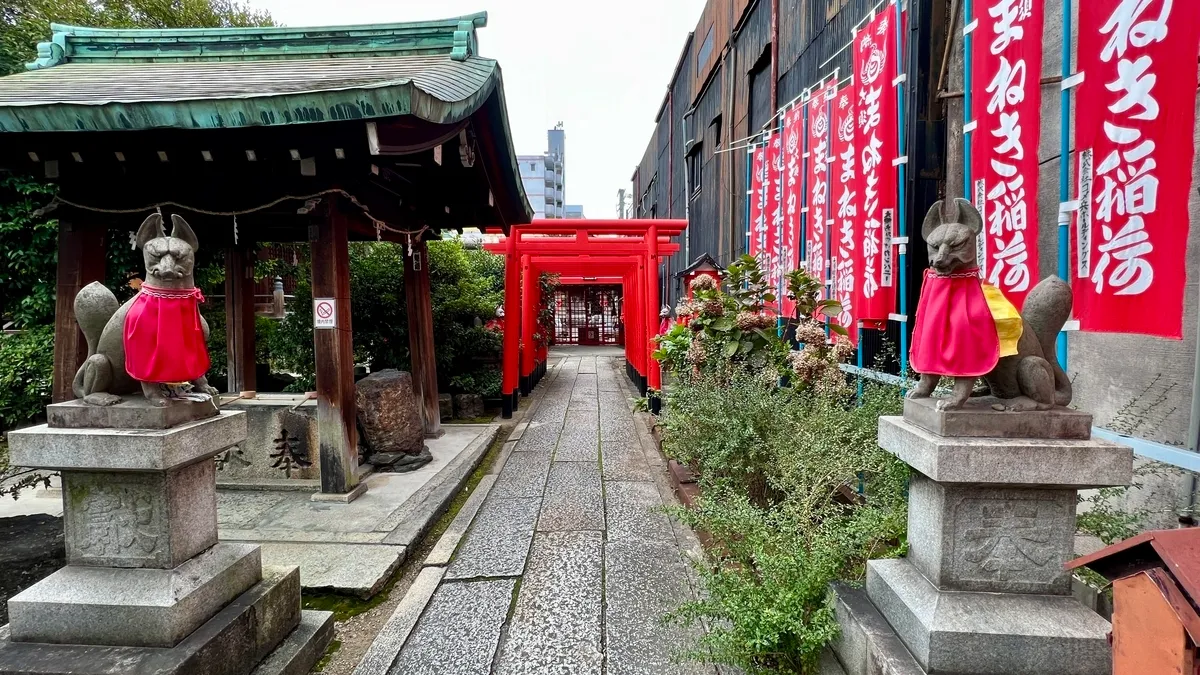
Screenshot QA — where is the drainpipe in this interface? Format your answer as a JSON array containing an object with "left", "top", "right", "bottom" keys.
[
  {"left": 770, "top": 0, "right": 780, "bottom": 112},
  {"left": 1186, "top": 302, "right": 1200, "bottom": 521},
  {"left": 668, "top": 91, "right": 677, "bottom": 307}
]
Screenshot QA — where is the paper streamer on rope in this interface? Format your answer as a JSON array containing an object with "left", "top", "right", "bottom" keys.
[
  {"left": 1072, "top": 0, "right": 1200, "bottom": 339},
  {"left": 781, "top": 103, "right": 807, "bottom": 319},
  {"left": 853, "top": 3, "right": 899, "bottom": 326},
  {"left": 831, "top": 83, "right": 861, "bottom": 345},
  {"left": 970, "top": 0, "right": 1046, "bottom": 309}
]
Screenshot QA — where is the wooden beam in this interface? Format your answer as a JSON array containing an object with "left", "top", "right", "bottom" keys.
[
  {"left": 403, "top": 239, "right": 442, "bottom": 437},
  {"left": 311, "top": 203, "right": 360, "bottom": 495},
  {"left": 51, "top": 221, "right": 106, "bottom": 402},
  {"left": 224, "top": 247, "right": 257, "bottom": 394}
]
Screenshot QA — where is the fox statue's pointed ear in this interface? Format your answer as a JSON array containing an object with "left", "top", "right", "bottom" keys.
[
  {"left": 170, "top": 214, "right": 200, "bottom": 252},
  {"left": 922, "top": 200, "right": 944, "bottom": 241},
  {"left": 955, "top": 198, "right": 983, "bottom": 237},
  {"left": 135, "top": 213, "right": 166, "bottom": 250}
]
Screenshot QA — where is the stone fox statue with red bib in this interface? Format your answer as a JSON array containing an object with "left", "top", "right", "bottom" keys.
[
  {"left": 72, "top": 213, "right": 218, "bottom": 407},
  {"left": 907, "top": 198, "right": 1073, "bottom": 412}
]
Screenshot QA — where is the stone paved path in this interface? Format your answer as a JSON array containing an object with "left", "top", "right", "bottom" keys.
[{"left": 356, "top": 354, "right": 716, "bottom": 675}]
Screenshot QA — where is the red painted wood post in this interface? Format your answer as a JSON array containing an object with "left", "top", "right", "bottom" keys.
[
  {"left": 311, "top": 202, "right": 360, "bottom": 496},
  {"left": 501, "top": 232, "right": 520, "bottom": 417},
  {"left": 51, "top": 221, "right": 106, "bottom": 403},
  {"left": 647, "top": 223, "right": 662, "bottom": 396},
  {"left": 520, "top": 254, "right": 535, "bottom": 395}
]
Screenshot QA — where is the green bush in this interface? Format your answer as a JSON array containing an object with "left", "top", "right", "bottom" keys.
[
  {"left": 268, "top": 240, "right": 503, "bottom": 395},
  {"left": 0, "top": 326, "right": 54, "bottom": 430},
  {"left": 661, "top": 374, "right": 907, "bottom": 674}
]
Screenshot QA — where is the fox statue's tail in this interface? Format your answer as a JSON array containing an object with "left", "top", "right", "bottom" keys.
[
  {"left": 1022, "top": 276, "right": 1072, "bottom": 407},
  {"left": 73, "top": 281, "right": 119, "bottom": 358}
]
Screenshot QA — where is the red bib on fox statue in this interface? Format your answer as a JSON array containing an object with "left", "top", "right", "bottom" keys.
[
  {"left": 123, "top": 285, "right": 210, "bottom": 384},
  {"left": 910, "top": 268, "right": 999, "bottom": 378}
]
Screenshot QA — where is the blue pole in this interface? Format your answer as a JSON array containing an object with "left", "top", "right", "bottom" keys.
[
  {"left": 894, "top": 0, "right": 909, "bottom": 391},
  {"left": 856, "top": 324, "right": 864, "bottom": 400},
  {"left": 963, "top": 0, "right": 973, "bottom": 197},
  {"left": 1056, "top": 0, "right": 1072, "bottom": 369}
]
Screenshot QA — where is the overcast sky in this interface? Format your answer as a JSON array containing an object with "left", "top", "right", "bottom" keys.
[{"left": 248, "top": 0, "right": 707, "bottom": 218}]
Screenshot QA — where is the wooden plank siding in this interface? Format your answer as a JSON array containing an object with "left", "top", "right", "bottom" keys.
[{"left": 633, "top": 0, "right": 949, "bottom": 372}]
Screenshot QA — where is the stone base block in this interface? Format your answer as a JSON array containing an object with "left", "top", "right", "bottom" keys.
[
  {"left": 830, "top": 583, "right": 925, "bottom": 675},
  {"left": 7, "top": 543, "right": 261, "bottom": 648},
  {"left": 878, "top": 416, "right": 1133, "bottom": 488},
  {"left": 63, "top": 461, "right": 218, "bottom": 569},
  {"left": 866, "top": 558, "right": 1112, "bottom": 675},
  {"left": 310, "top": 481, "right": 368, "bottom": 503},
  {"left": 0, "top": 567, "right": 328, "bottom": 675},
  {"left": 47, "top": 397, "right": 218, "bottom": 430},
  {"left": 903, "top": 397, "right": 1092, "bottom": 439},
  {"left": 8, "top": 411, "right": 246, "bottom": 472},
  {"left": 906, "top": 473, "right": 1076, "bottom": 595}
]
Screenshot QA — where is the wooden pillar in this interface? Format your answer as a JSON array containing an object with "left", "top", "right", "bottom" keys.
[
  {"left": 224, "top": 247, "right": 257, "bottom": 394},
  {"left": 52, "top": 221, "right": 106, "bottom": 403},
  {"left": 647, "top": 223, "right": 662, "bottom": 394},
  {"left": 403, "top": 238, "right": 442, "bottom": 438},
  {"left": 311, "top": 204, "right": 360, "bottom": 496},
  {"left": 502, "top": 234, "right": 520, "bottom": 417},
  {"left": 520, "top": 255, "right": 535, "bottom": 396}
]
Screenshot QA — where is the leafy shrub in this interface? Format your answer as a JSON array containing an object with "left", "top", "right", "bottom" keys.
[
  {"left": 661, "top": 373, "right": 907, "bottom": 673},
  {"left": 0, "top": 326, "right": 54, "bottom": 430}
]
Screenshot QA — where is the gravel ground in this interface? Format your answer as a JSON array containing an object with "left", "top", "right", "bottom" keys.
[{"left": 0, "top": 513, "right": 64, "bottom": 625}]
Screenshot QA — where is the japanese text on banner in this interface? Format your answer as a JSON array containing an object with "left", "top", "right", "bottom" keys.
[
  {"left": 971, "top": 0, "right": 1045, "bottom": 308},
  {"left": 782, "top": 104, "right": 807, "bottom": 319},
  {"left": 765, "top": 131, "right": 785, "bottom": 313},
  {"left": 749, "top": 145, "right": 766, "bottom": 260},
  {"left": 806, "top": 82, "right": 837, "bottom": 321},
  {"left": 831, "top": 84, "right": 860, "bottom": 344},
  {"left": 853, "top": 4, "right": 899, "bottom": 325},
  {"left": 1072, "top": 0, "right": 1199, "bottom": 339}
]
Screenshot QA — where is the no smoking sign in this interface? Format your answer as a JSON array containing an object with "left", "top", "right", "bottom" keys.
[{"left": 313, "top": 298, "right": 337, "bottom": 329}]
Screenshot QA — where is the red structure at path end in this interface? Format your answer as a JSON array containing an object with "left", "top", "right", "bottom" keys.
[{"left": 484, "top": 219, "right": 687, "bottom": 417}]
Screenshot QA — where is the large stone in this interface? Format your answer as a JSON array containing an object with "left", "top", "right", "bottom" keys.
[
  {"left": 390, "top": 579, "right": 516, "bottom": 674},
  {"left": 353, "top": 567, "right": 445, "bottom": 675},
  {"left": 903, "top": 396, "right": 1093, "bottom": 440},
  {"left": 0, "top": 567, "right": 330, "bottom": 675},
  {"left": 356, "top": 370, "right": 424, "bottom": 456},
  {"left": 866, "top": 558, "right": 1112, "bottom": 675},
  {"left": 218, "top": 398, "right": 320, "bottom": 482},
  {"left": 7, "top": 543, "right": 262, "bottom": 648},
  {"left": 830, "top": 583, "right": 925, "bottom": 675},
  {"left": 878, "top": 416, "right": 1133, "bottom": 488},
  {"left": 445, "top": 497, "right": 540, "bottom": 580},
  {"left": 47, "top": 396, "right": 217, "bottom": 430},
  {"left": 453, "top": 393, "right": 485, "bottom": 419},
  {"left": 62, "top": 460, "right": 218, "bottom": 569},
  {"left": 439, "top": 393, "right": 453, "bottom": 421},
  {"left": 7, "top": 411, "right": 246, "bottom": 472},
  {"left": 537, "top": 462, "right": 604, "bottom": 532}
]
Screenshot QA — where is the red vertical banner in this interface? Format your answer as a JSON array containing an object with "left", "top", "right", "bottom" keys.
[
  {"left": 781, "top": 104, "right": 807, "bottom": 319},
  {"left": 831, "top": 84, "right": 860, "bottom": 344},
  {"left": 764, "top": 130, "right": 785, "bottom": 313},
  {"left": 971, "top": 0, "right": 1045, "bottom": 309},
  {"left": 853, "top": 4, "right": 899, "bottom": 326},
  {"left": 806, "top": 82, "right": 835, "bottom": 317},
  {"left": 749, "top": 145, "right": 765, "bottom": 260},
  {"left": 1073, "top": 0, "right": 1200, "bottom": 338}
]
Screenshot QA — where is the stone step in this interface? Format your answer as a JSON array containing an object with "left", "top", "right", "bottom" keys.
[
  {"left": 251, "top": 610, "right": 335, "bottom": 675},
  {"left": 830, "top": 583, "right": 926, "bottom": 675},
  {"left": 0, "top": 565, "right": 313, "bottom": 675}
]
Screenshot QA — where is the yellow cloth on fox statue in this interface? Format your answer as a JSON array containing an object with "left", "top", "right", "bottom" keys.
[{"left": 981, "top": 281, "right": 1022, "bottom": 357}]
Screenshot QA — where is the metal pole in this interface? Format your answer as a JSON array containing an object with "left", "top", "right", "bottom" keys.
[
  {"left": 895, "top": 0, "right": 909, "bottom": 390},
  {"left": 777, "top": 113, "right": 786, "bottom": 337},
  {"left": 745, "top": 145, "right": 753, "bottom": 257},
  {"left": 963, "top": 0, "right": 973, "bottom": 197},
  {"left": 1056, "top": 0, "right": 1072, "bottom": 369}
]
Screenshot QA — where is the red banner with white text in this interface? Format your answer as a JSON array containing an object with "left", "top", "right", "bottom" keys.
[
  {"left": 1072, "top": 0, "right": 1200, "bottom": 338},
  {"left": 765, "top": 130, "right": 785, "bottom": 313},
  {"left": 830, "top": 84, "right": 860, "bottom": 344},
  {"left": 853, "top": 4, "right": 899, "bottom": 326},
  {"left": 749, "top": 144, "right": 765, "bottom": 260},
  {"left": 781, "top": 104, "right": 806, "bottom": 319},
  {"left": 806, "top": 82, "right": 837, "bottom": 321},
  {"left": 971, "top": 0, "right": 1045, "bottom": 309}
]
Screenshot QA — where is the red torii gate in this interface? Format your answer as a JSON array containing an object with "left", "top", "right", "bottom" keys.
[{"left": 485, "top": 219, "right": 686, "bottom": 418}]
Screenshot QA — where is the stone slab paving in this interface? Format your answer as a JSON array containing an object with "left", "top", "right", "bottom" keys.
[{"left": 370, "top": 353, "right": 717, "bottom": 675}]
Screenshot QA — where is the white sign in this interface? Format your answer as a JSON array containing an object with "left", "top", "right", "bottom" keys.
[{"left": 313, "top": 298, "right": 337, "bottom": 329}]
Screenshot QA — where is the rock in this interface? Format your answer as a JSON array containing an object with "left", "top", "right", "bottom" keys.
[
  {"left": 369, "top": 447, "right": 433, "bottom": 473},
  {"left": 454, "top": 393, "right": 485, "bottom": 419},
  {"left": 439, "top": 393, "right": 453, "bottom": 421},
  {"left": 356, "top": 370, "right": 424, "bottom": 456}
]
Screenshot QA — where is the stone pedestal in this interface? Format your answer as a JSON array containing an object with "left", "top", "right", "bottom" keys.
[
  {"left": 833, "top": 409, "right": 1133, "bottom": 675},
  {"left": 1, "top": 404, "right": 333, "bottom": 674}
]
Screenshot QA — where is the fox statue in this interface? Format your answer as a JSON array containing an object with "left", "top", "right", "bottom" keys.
[
  {"left": 72, "top": 213, "right": 219, "bottom": 407},
  {"left": 907, "top": 198, "right": 1073, "bottom": 412}
]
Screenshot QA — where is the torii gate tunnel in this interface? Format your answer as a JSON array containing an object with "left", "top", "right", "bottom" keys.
[{"left": 485, "top": 219, "right": 687, "bottom": 418}]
